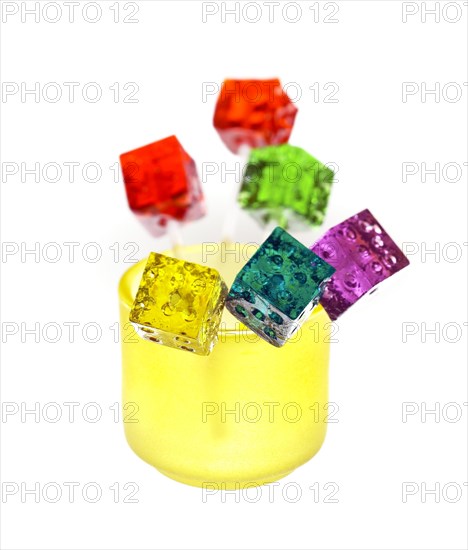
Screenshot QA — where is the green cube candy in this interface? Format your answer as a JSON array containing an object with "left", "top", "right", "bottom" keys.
[{"left": 238, "top": 144, "right": 334, "bottom": 228}]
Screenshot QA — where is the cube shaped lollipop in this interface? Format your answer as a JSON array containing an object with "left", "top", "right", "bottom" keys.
[
  {"left": 129, "top": 253, "right": 227, "bottom": 355},
  {"left": 213, "top": 79, "right": 298, "bottom": 154},
  {"left": 310, "top": 209, "right": 410, "bottom": 321},
  {"left": 225, "top": 227, "right": 335, "bottom": 347},
  {"left": 239, "top": 144, "right": 334, "bottom": 229},
  {"left": 120, "top": 135, "right": 205, "bottom": 236}
]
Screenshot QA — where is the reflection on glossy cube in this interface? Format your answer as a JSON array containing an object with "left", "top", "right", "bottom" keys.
[
  {"left": 226, "top": 227, "right": 335, "bottom": 347},
  {"left": 310, "top": 209, "right": 410, "bottom": 320},
  {"left": 129, "top": 253, "right": 227, "bottom": 355},
  {"left": 238, "top": 144, "right": 334, "bottom": 229}
]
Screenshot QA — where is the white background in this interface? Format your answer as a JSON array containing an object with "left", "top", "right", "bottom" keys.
[{"left": 1, "top": 1, "right": 467, "bottom": 549}]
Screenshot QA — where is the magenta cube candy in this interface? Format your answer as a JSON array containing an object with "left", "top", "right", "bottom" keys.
[{"left": 310, "top": 209, "right": 410, "bottom": 320}]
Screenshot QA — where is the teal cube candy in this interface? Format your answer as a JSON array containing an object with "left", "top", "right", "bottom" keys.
[
  {"left": 225, "top": 227, "right": 336, "bottom": 347},
  {"left": 238, "top": 144, "right": 334, "bottom": 229}
]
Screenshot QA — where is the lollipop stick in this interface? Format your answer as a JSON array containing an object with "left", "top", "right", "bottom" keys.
[
  {"left": 221, "top": 145, "right": 251, "bottom": 244},
  {"left": 278, "top": 210, "right": 289, "bottom": 230},
  {"left": 167, "top": 219, "right": 183, "bottom": 258},
  {"left": 221, "top": 208, "right": 238, "bottom": 245}
]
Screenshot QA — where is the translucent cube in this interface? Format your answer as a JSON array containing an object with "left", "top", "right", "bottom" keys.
[
  {"left": 120, "top": 136, "right": 205, "bottom": 236},
  {"left": 225, "top": 227, "right": 335, "bottom": 346},
  {"left": 129, "top": 253, "right": 227, "bottom": 355},
  {"left": 238, "top": 144, "right": 334, "bottom": 229},
  {"left": 213, "top": 79, "right": 297, "bottom": 154},
  {"left": 310, "top": 209, "right": 410, "bottom": 320}
]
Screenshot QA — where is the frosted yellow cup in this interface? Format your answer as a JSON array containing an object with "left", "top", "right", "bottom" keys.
[{"left": 119, "top": 244, "right": 331, "bottom": 488}]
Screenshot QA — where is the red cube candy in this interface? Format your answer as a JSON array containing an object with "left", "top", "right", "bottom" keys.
[
  {"left": 120, "top": 136, "right": 205, "bottom": 236},
  {"left": 213, "top": 78, "right": 298, "bottom": 154}
]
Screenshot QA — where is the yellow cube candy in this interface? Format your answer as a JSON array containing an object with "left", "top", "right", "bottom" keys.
[{"left": 129, "top": 253, "right": 227, "bottom": 355}]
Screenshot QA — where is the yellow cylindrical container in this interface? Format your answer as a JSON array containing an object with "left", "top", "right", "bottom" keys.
[{"left": 119, "top": 244, "right": 331, "bottom": 488}]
